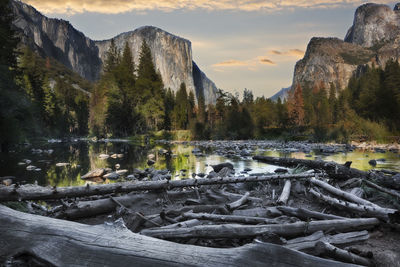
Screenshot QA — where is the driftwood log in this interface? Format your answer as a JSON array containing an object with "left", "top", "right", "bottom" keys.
[
  {"left": 140, "top": 218, "right": 379, "bottom": 239},
  {"left": 315, "top": 241, "right": 372, "bottom": 266},
  {"left": 309, "top": 188, "right": 398, "bottom": 221},
  {"left": 0, "top": 173, "right": 314, "bottom": 201},
  {"left": 310, "top": 178, "right": 380, "bottom": 208},
  {"left": 253, "top": 155, "right": 383, "bottom": 180},
  {"left": 284, "top": 230, "right": 370, "bottom": 251},
  {"left": 0, "top": 205, "right": 356, "bottom": 267},
  {"left": 362, "top": 179, "right": 400, "bottom": 199},
  {"left": 276, "top": 206, "right": 347, "bottom": 220},
  {"left": 182, "top": 212, "right": 283, "bottom": 224},
  {"left": 277, "top": 180, "right": 291, "bottom": 205}
]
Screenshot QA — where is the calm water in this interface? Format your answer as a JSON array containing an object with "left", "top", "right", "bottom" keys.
[{"left": 0, "top": 140, "right": 399, "bottom": 187}]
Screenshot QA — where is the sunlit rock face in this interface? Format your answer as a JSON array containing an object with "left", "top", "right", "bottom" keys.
[
  {"left": 292, "top": 3, "right": 400, "bottom": 91},
  {"left": 11, "top": 1, "right": 218, "bottom": 104},
  {"left": 345, "top": 3, "right": 400, "bottom": 47}
]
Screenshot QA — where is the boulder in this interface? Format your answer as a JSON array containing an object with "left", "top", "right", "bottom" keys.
[
  {"left": 368, "top": 159, "right": 377, "bottom": 166},
  {"left": 211, "top": 162, "right": 234, "bottom": 172}
]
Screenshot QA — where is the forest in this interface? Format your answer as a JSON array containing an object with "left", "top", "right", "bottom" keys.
[{"left": 1, "top": 0, "right": 400, "bottom": 151}]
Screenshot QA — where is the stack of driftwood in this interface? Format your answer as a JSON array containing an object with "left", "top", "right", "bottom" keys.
[{"left": 0, "top": 156, "right": 399, "bottom": 266}]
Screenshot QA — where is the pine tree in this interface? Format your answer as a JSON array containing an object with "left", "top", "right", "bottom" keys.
[
  {"left": 173, "top": 83, "right": 189, "bottom": 129},
  {"left": 0, "top": 0, "right": 34, "bottom": 151},
  {"left": 103, "top": 39, "right": 120, "bottom": 74}
]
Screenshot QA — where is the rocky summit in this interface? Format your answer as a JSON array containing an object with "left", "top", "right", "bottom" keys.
[
  {"left": 10, "top": 0, "right": 218, "bottom": 104},
  {"left": 292, "top": 2, "right": 400, "bottom": 92}
]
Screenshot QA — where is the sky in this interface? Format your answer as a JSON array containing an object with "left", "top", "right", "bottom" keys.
[{"left": 22, "top": 0, "right": 398, "bottom": 98}]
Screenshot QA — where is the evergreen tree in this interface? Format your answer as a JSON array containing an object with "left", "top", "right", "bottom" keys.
[
  {"left": 0, "top": 0, "right": 34, "bottom": 151},
  {"left": 173, "top": 83, "right": 189, "bottom": 129}
]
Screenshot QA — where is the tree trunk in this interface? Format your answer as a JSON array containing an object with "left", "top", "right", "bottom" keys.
[
  {"left": 277, "top": 180, "right": 291, "bottom": 205},
  {"left": 362, "top": 179, "right": 400, "bottom": 199},
  {"left": 315, "top": 241, "right": 372, "bottom": 266},
  {"left": 0, "top": 173, "right": 314, "bottom": 202},
  {"left": 276, "top": 206, "right": 347, "bottom": 220},
  {"left": 226, "top": 192, "right": 250, "bottom": 210},
  {"left": 309, "top": 188, "right": 398, "bottom": 221},
  {"left": 253, "top": 155, "right": 383, "bottom": 180},
  {"left": 285, "top": 230, "right": 369, "bottom": 251},
  {"left": 0, "top": 205, "right": 354, "bottom": 267},
  {"left": 182, "top": 212, "right": 282, "bottom": 224},
  {"left": 140, "top": 218, "right": 379, "bottom": 239},
  {"left": 310, "top": 178, "right": 380, "bottom": 208}
]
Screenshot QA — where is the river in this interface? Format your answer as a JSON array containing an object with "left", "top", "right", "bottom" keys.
[{"left": 0, "top": 139, "right": 399, "bottom": 187}]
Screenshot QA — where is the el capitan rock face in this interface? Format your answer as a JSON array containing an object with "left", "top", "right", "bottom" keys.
[
  {"left": 292, "top": 3, "right": 400, "bottom": 92},
  {"left": 10, "top": 0, "right": 218, "bottom": 104}
]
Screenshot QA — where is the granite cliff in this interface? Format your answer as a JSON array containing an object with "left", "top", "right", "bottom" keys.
[
  {"left": 10, "top": 0, "right": 218, "bottom": 104},
  {"left": 292, "top": 3, "right": 400, "bottom": 92}
]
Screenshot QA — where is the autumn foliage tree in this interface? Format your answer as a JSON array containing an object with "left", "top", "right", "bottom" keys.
[{"left": 287, "top": 84, "right": 305, "bottom": 126}]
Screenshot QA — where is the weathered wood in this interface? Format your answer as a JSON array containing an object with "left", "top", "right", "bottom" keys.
[
  {"left": 226, "top": 192, "right": 250, "bottom": 210},
  {"left": 0, "top": 173, "right": 314, "bottom": 201},
  {"left": 285, "top": 230, "right": 369, "bottom": 251},
  {"left": 253, "top": 155, "right": 383, "bottom": 180},
  {"left": 309, "top": 188, "right": 398, "bottom": 221},
  {"left": 277, "top": 180, "right": 291, "bottom": 205},
  {"left": 182, "top": 212, "right": 282, "bottom": 224},
  {"left": 315, "top": 241, "right": 372, "bottom": 266},
  {"left": 276, "top": 206, "right": 347, "bottom": 220},
  {"left": 232, "top": 207, "right": 282, "bottom": 218},
  {"left": 158, "top": 219, "right": 201, "bottom": 229},
  {"left": 310, "top": 178, "right": 380, "bottom": 208},
  {"left": 0, "top": 205, "right": 354, "bottom": 267},
  {"left": 363, "top": 179, "right": 400, "bottom": 199},
  {"left": 140, "top": 218, "right": 379, "bottom": 239}
]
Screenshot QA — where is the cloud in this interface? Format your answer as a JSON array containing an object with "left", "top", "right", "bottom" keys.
[
  {"left": 23, "top": 0, "right": 394, "bottom": 14},
  {"left": 212, "top": 60, "right": 249, "bottom": 67},
  {"left": 259, "top": 58, "right": 276, "bottom": 65},
  {"left": 269, "top": 49, "right": 305, "bottom": 58}
]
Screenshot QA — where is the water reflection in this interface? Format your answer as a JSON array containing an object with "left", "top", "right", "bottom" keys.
[{"left": 0, "top": 140, "right": 399, "bottom": 187}]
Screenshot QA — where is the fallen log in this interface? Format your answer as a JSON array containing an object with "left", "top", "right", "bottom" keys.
[
  {"left": 159, "top": 219, "right": 201, "bottom": 229},
  {"left": 285, "top": 230, "right": 369, "bottom": 251},
  {"left": 182, "top": 212, "right": 282, "bottom": 224},
  {"left": 232, "top": 207, "right": 282, "bottom": 218},
  {"left": 140, "top": 217, "right": 379, "bottom": 239},
  {"left": 277, "top": 180, "right": 291, "bottom": 205},
  {"left": 309, "top": 188, "right": 398, "bottom": 221},
  {"left": 310, "top": 178, "right": 380, "bottom": 208},
  {"left": 276, "top": 206, "right": 347, "bottom": 220},
  {"left": 0, "top": 173, "right": 314, "bottom": 201},
  {"left": 362, "top": 179, "right": 400, "bottom": 199},
  {"left": 0, "top": 205, "right": 353, "bottom": 267},
  {"left": 315, "top": 241, "right": 372, "bottom": 266},
  {"left": 253, "top": 155, "right": 383, "bottom": 180},
  {"left": 226, "top": 192, "right": 250, "bottom": 210}
]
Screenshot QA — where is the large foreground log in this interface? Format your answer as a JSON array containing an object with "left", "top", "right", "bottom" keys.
[
  {"left": 140, "top": 217, "right": 379, "bottom": 239},
  {"left": 0, "top": 205, "right": 354, "bottom": 267},
  {"left": 253, "top": 155, "right": 383, "bottom": 180},
  {"left": 0, "top": 173, "right": 314, "bottom": 201}
]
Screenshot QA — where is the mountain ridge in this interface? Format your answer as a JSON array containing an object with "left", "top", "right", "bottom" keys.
[
  {"left": 291, "top": 2, "right": 400, "bottom": 93},
  {"left": 10, "top": 0, "right": 218, "bottom": 104}
]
